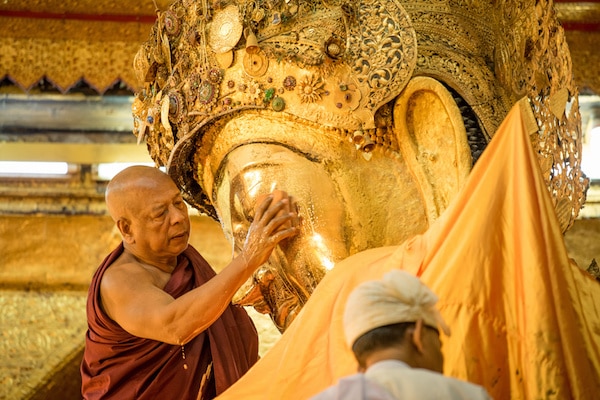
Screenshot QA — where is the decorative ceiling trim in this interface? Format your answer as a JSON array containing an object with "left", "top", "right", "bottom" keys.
[
  {"left": 0, "top": 10, "right": 156, "bottom": 24},
  {"left": 0, "top": 16, "right": 152, "bottom": 41},
  {"left": 1, "top": 36, "right": 141, "bottom": 93},
  {"left": 0, "top": 0, "right": 172, "bottom": 15},
  {"left": 0, "top": 1, "right": 598, "bottom": 96},
  {"left": 556, "top": 2, "right": 600, "bottom": 31},
  {"left": 565, "top": 31, "right": 600, "bottom": 94}
]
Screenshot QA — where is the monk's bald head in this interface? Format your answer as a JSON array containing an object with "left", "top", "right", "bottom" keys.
[{"left": 105, "top": 166, "right": 177, "bottom": 222}]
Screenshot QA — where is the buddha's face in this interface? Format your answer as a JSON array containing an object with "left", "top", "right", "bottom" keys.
[
  {"left": 209, "top": 112, "right": 436, "bottom": 331},
  {"left": 214, "top": 143, "right": 345, "bottom": 330}
]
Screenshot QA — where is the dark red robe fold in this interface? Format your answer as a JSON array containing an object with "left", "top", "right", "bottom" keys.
[{"left": 81, "top": 243, "right": 259, "bottom": 400}]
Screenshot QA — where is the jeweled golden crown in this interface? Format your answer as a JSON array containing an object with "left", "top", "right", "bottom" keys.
[{"left": 132, "top": 0, "right": 588, "bottom": 230}]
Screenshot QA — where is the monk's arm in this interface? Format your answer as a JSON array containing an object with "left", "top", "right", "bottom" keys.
[
  {"left": 101, "top": 197, "right": 297, "bottom": 345},
  {"left": 101, "top": 252, "right": 271, "bottom": 344}
]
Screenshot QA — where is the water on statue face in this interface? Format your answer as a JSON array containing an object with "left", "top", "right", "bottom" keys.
[{"left": 209, "top": 113, "right": 432, "bottom": 331}]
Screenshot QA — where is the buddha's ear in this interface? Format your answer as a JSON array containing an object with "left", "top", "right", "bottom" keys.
[{"left": 393, "top": 77, "right": 472, "bottom": 225}]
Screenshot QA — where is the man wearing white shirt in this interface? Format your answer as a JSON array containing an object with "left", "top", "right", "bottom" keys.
[{"left": 311, "top": 270, "right": 492, "bottom": 400}]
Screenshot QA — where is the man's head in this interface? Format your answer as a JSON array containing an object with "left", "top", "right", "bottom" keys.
[
  {"left": 344, "top": 270, "right": 450, "bottom": 372},
  {"left": 106, "top": 166, "right": 190, "bottom": 264}
]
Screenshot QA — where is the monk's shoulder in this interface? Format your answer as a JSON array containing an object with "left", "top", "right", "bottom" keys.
[
  {"left": 100, "top": 254, "right": 162, "bottom": 315},
  {"left": 101, "top": 253, "right": 153, "bottom": 291}
]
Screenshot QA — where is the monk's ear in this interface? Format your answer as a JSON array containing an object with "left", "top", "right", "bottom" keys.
[
  {"left": 116, "top": 218, "right": 134, "bottom": 244},
  {"left": 410, "top": 319, "right": 425, "bottom": 354}
]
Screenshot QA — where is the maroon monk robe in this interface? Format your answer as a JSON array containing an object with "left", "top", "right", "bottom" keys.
[{"left": 81, "top": 243, "right": 259, "bottom": 400}]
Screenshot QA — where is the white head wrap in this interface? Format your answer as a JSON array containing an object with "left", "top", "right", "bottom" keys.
[{"left": 343, "top": 270, "right": 451, "bottom": 347}]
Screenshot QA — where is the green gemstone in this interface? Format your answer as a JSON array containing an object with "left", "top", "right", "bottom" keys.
[
  {"left": 264, "top": 87, "right": 276, "bottom": 102},
  {"left": 271, "top": 97, "right": 285, "bottom": 112}
]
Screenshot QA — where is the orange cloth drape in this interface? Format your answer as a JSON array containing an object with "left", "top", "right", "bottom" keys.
[{"left": 218, "top": 100, "right": 600, "bottom": 399}]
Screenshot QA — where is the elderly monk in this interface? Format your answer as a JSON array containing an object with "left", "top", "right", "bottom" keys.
[
  {"left": 311, "top": 270, "right": 491, "bottom": 400},
  {"left": 80, "top": 165, "right": 298, "bottom": 399}
]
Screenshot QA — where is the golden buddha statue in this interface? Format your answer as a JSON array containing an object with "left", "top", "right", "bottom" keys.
[{"left": 132, "top": 0, "right": 588, "bottom": 331}]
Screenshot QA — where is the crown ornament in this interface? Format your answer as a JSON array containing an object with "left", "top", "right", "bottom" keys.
[{"left": 132, "top": 0, "right": 588, "bottom": 231}]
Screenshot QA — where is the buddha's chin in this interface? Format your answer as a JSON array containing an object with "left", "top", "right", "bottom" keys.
[
  {"left": 270, "top": 296, "right": 302, "bottom": 333},
  {"left": 231, "top": 285, "right": 301, "bottom": 332}
]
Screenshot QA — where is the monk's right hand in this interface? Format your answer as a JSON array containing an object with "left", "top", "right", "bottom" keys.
[{"left": 240, "top": 191, "right": 299, "bottom": 270}]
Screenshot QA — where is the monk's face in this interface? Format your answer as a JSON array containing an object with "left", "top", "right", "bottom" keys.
[
  {"left": 209, "top": 113, "right": 430, "bottom": 331},
  {"left": 127, "top": 177, "right": 191, "bottom": 263}
]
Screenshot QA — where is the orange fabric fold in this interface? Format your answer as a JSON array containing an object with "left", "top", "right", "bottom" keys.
[{"left": 218, "top": 100, "right": 600, "bottom": 400}]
